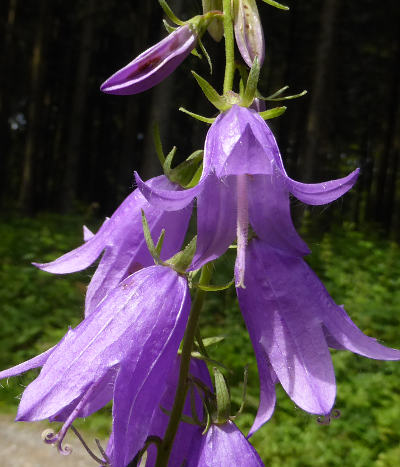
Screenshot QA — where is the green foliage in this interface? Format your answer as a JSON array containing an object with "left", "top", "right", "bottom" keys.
[{"left": 0, "top": 217, "right": 399, "bottom": 463}]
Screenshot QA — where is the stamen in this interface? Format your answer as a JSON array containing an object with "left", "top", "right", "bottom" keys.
[
  {"left": 236, "top": 174, "right": 249, "bottom": 288},
  {"left": 41, "top": 384, "right": 98, "bottom": 456},
  {"left": 316, "top": 409, "right": 341, "bottom": 425}
]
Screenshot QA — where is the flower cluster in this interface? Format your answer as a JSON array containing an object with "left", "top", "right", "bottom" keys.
[{"left": 2, "top": 2, "right": 399, "bottom": 466}]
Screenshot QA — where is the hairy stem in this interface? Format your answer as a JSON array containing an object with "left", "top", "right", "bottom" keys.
[
  {"left": 155, "top": 263, "right": 213, "bottom": 467},
  {"left": 223, "top": 0, "right": 235, "bottom": 94}
]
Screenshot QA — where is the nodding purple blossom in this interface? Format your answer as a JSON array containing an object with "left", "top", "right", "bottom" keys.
[
  {"left": 0, "top": 265, "right": 190, "bottom": 457},
  {"left": 237, "top": 239, "right": 400, "bottom": 436},
  {"left": 34, "top": 175, "right": 192, "bottom": 316},
  {"left": 234, "top": 0, "right": 265, "bottom": 67},
  {"left": 135, "top": 105, "right": 359, "bottom": 287},
  {"left": 100, "top": 25, "right": 198, "bottom": 95}
]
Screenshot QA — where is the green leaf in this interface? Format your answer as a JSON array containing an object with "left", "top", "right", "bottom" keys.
[
  {"left": 202, "top": 336, "right": 225, "bottom": 347},
  {"left": 179, "top": 107, "right": 216, "bottom": 124},
  {"left": 190, "top": 351, "right": 228, "bottom": 370},
  {"left": 162, "top": 146, "right": 177, "bottom": 173},
  {"left": 141, "top": 210, "right": 160, "bottom": 263},
  {"left": 191, "top": 71, "right": 230, "bottom": 111},
  {"left": 259, "top": 89, "right": 308, "bottom": 101},
  {"left": 264, "top": 85, "right": 289, "bottom": 99},
  {"left": 259, "top": 106, "right": 287, "bottom": 120},
  {"left": 198, "top": 37, "right": 213, "bottom": 74},
  {"left": 155, "top": 229, "right": 166, "bottom": 257},
  {"left": 259, "top": 0, "right": 289, "bottom": 11}
]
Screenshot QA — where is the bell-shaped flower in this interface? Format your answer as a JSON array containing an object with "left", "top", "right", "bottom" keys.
[
  {"left": 236, "top": 239, "right": 400, "bottom": 436},
  {"left": 234, "top": 0, "right": 265, "bottom": 67},
  {"left": 0, "top": 264, "right": 190, "bottom": 455},
  {"left": 34, "top": 175, "right": 191, "bottom": 317},
  {"left": 135, "top": 105, "right": 359, "bottom": 286}
]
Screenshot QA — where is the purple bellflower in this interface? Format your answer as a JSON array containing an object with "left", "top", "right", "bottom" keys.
[
  {"left": 135, "top": 105, "right": 359, "bottom": 286},
  {"left": 234, "top": 0, "right": 265, "bottom": 67},
  {"left": 34, "top": 175, "right": 191, "bottom": 317},
  {"left": 237, "top": 239, "right": 400, "bottom": 436},
  {"left": 0, "top": 264, "right": 190, "bottom": 457},
  {"left": 101, "top": 24, "right": 198, "bottom": 95}
]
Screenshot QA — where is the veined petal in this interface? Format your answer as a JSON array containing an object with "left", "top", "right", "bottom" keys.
[
  {"left": 248, "top": 174, "right": 310, "bottom": 256},
  {"left": 16, "top": 266, "right": 190, "bottom": 422},
  {"left": 135, "top": 171, "right": 207, "bottom": 211},
  {"left": 237, "top": 240, "right": 336, "bottom": 416},
  {"left": 287, "top": 168, "right": 360, "bottom": 205},
  {"left": 190, "top": 421, "right": 264, "bottom": 467},
  {"left": 190, "top": 174, "right": 236, "bottom": 270},
  {"left": 101, "top": 25, "right": 197, "bottom": 95}
]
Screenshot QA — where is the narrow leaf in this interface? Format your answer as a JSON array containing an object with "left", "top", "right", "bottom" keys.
[
  {"left": 194, "top": 279, "right": 234, "bottom": 291},
  {"left": 158, "top": 0, "right": 185, "bottom": 25},
  {"left": 242, "top": 56, "right": 260, "bottom": 107},
  {"left": 155, "top": 229, "right": 166, "bottom": 257},
  {"left": 141, "top": 210, "right": 159, "bottom": 262},
  {"left": 261, "top": 90, "right": 308, "bottom": 101},
  {"left": 162, "top": 19, "right": 177, "bottom": 34},
  {"left": 179, "top": 107, "right": 216, "bottom": 124},
  {"left": 259, "top": 106, "right": 287, "bottom": 120},
  {"left": 202, "top": 336, "right": 225, "bottom": 347},
  {"left": 152, "top": 122, "right": 165, "bottom": 165},
  {"left": 191, "top": 71, "right": 229, "bottom": 111},
  {"left": 163, "top": 146, "right": 177, "bottom": 173},
  {"left": 214, "top": 368, "right": 231, "bottom": 423},
  {"left": 259, "top": 0, "right": 289, "bottom": 11},
  {"left": 198, "top": 37, "right": 213, "bottom": 74}
]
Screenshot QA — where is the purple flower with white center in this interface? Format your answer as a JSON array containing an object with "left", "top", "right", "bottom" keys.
[
  {"left": 237, "top": 238, "right": 400, "bottom": 436},
  {"left": 234, "top": 0, "right": 265, "bottom": 67},
  {"left": 100, "top": 24, "right": 198, "bottom": 95},
  {"left": 0, "top": 264, "right": 190, "bottom": 455},
  {"left": 188, "top": 421, "right": 265, "bottom": 467},
  {"left": 135, "top": 105, "right": 359, "bottom": 286},
  {"left": 34, "top": 175, "right": 191, "bottom": 317}
]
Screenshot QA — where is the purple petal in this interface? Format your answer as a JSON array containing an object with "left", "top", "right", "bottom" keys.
[
  {"left": 0, "top": 347, "right": 54, "bottom": 380},
  {"left": 101, "top": 25, "right": 197, "bottom": 95},
  {"left": 237, "top": 240, "right": 336, "bottom": 415},
  {"left": 248, "top": 174, "right": 310, "bottom": 256},
  {"left": 234, "top": 0, "right": 265, "bottom": 67},
  {"left": 135, "top": 171, "right": 206, "bottom": 211},
  {"left": 108, "top": 285, "right": 190, "bottom": 467},
  {"left": 287, "top": 168, "right": 360, "bottom": 205},
  {"left": 206, "top": 106, "right": 279, "bottom": 177},
  {"left": 16, "top": 266, "right": 189, "bottom": 422},
  {"left": 83, "top": 225, "right": 94, "bottom": 241},
  {"left": 190, "top": 421, "right": 264, "bottom": 467},
  {"left": 190, "top": 174, "right": 237, "bottom": 270}
]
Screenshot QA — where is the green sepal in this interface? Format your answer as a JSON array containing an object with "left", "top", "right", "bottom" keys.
[
  {"left": 191, "top": 71, "right": 230, "bottom": 111},
  {"left": 158, "top": 0, "right": 185, "bottom": 26},
  {"left": 189, "top": 385, "right": 203, "bottom": 425},
  {"left": 241, "top": 56, "right": 260, "bottom": 107},
  {"left": 185, "top": 162, "right": 203, "bottom": 188},
  {"left": 202, "top": 336, "right": 225, "bottom": 347},
  {"left": 191, "top": 48, "right": 203, "bottom": 59},
  {"left": 259, "top": 0, "right": 289, "bottom": 11},
  {"left": 162, "top": 146, "right": 177, "bottom": 173},
  {"left": 189, "top": 11, "right": 224, "bottom": 37},
  {"left": 259, "top": 106, "right": 287, "bottom": 120},
  {"left": 162, "top": 19, "right": 177, "bottom": 34},
  {"left": 191, "top": 351, "right": 228, "bottom": 370},
  {"left": 193, "top": 279, "right": 234, "bottom": 291},
  {"left": 141, "top": 210, "right": 162, "bottom": 264},
  {"left": 198, "top": 37, "right": 213, "bottom": 74},
  {"left": 166, "top": 236, "right": 197, "bottom": 273},
  {"left": 152, "top": 122, "right": 165, "bottom": 165},
  {"left": 179, "top": 107, "right": 216, "bottom": 124},
  {"left": 258, "top": 88, "right": 307, "bottom": 101},
  {"left": 232, "top": 365, "right": 248, "bottom": 418},
  {"left": 167, "top": 150, "right": 204, "bottom": 187},
  {"left": 213, "top": 368, "right": 231, "bottom": 424},
  {"left": 155, "top": 229, "right": 166, "bottom": 257}
]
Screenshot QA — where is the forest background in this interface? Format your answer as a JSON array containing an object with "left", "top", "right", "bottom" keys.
[{"left": 1, "top": 0, "right": 400, "bottom": 466}]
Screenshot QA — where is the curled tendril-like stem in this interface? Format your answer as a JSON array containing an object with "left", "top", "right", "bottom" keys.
[
  {"left": 317, "top": 409, "right": 341, "bottom": 425},
  {"left": 70, "top": 426, "right": 111, "bottom": 466},
  {"left": 41, "top": 428, "right": 72, "bottom": 455}
]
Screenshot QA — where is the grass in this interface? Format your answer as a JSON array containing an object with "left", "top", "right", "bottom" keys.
[{"left": 0, "top": 214, "right": 399, "bottom": 466}]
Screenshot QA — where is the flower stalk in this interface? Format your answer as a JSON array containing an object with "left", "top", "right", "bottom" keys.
[
  {"left": 155, "top": 263, "right": 213, "bottom": 467},
  {"left": 223, "top": 0, "right": 235, "bottom": 94}
]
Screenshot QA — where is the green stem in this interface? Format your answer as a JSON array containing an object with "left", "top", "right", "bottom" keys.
[
  {"left": 155, "top": 264, "right": 213, "bottom": 467},
  {"left": 223, "top": 0, "right": 235, "bottom": 94}
]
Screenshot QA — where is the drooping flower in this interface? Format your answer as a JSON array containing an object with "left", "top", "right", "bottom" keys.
[
  {"left": 34, "top": 175, "right": 191, "bottom": 317},
  {"left": 234, "top": 0, "right": 265, "bottom": 67},
  {"left": 135, "top": 105, "right": 359, "bottom": 285},
  {"left": 236, "top": 239, "right": 400, "bottom": 435},
  {"left": 0, "top": 264, "right": 190, "bottom": 456}
]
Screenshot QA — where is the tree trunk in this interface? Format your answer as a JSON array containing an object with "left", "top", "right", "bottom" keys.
[
  {"left": 302, "top": 0, "right": 338, "bottom": 182},
  {"left": 18, "top": 0, "right": 47, "bottom": 213},
  {"left": 62, "top": 0, "right": 95, "bottom": 212}
]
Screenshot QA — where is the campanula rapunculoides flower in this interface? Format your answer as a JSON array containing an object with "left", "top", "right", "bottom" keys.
[
  {"left": 0, "top": 264, "right": 190, "bottom": 455},
  {"left": 237, "top": 239, "right": 400, "bottom": 435},
  {"left": 234, "top": 0, "right": 265, "bottom": 67},
  {"left": 100, "top": 25, "right": 197, "bottom": 95},
  {"left": 34, "top": 175, "right": 192, "bottom": 317},
  {"left": 135, "top": 105, "right": 359, "bottom": 286}
]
